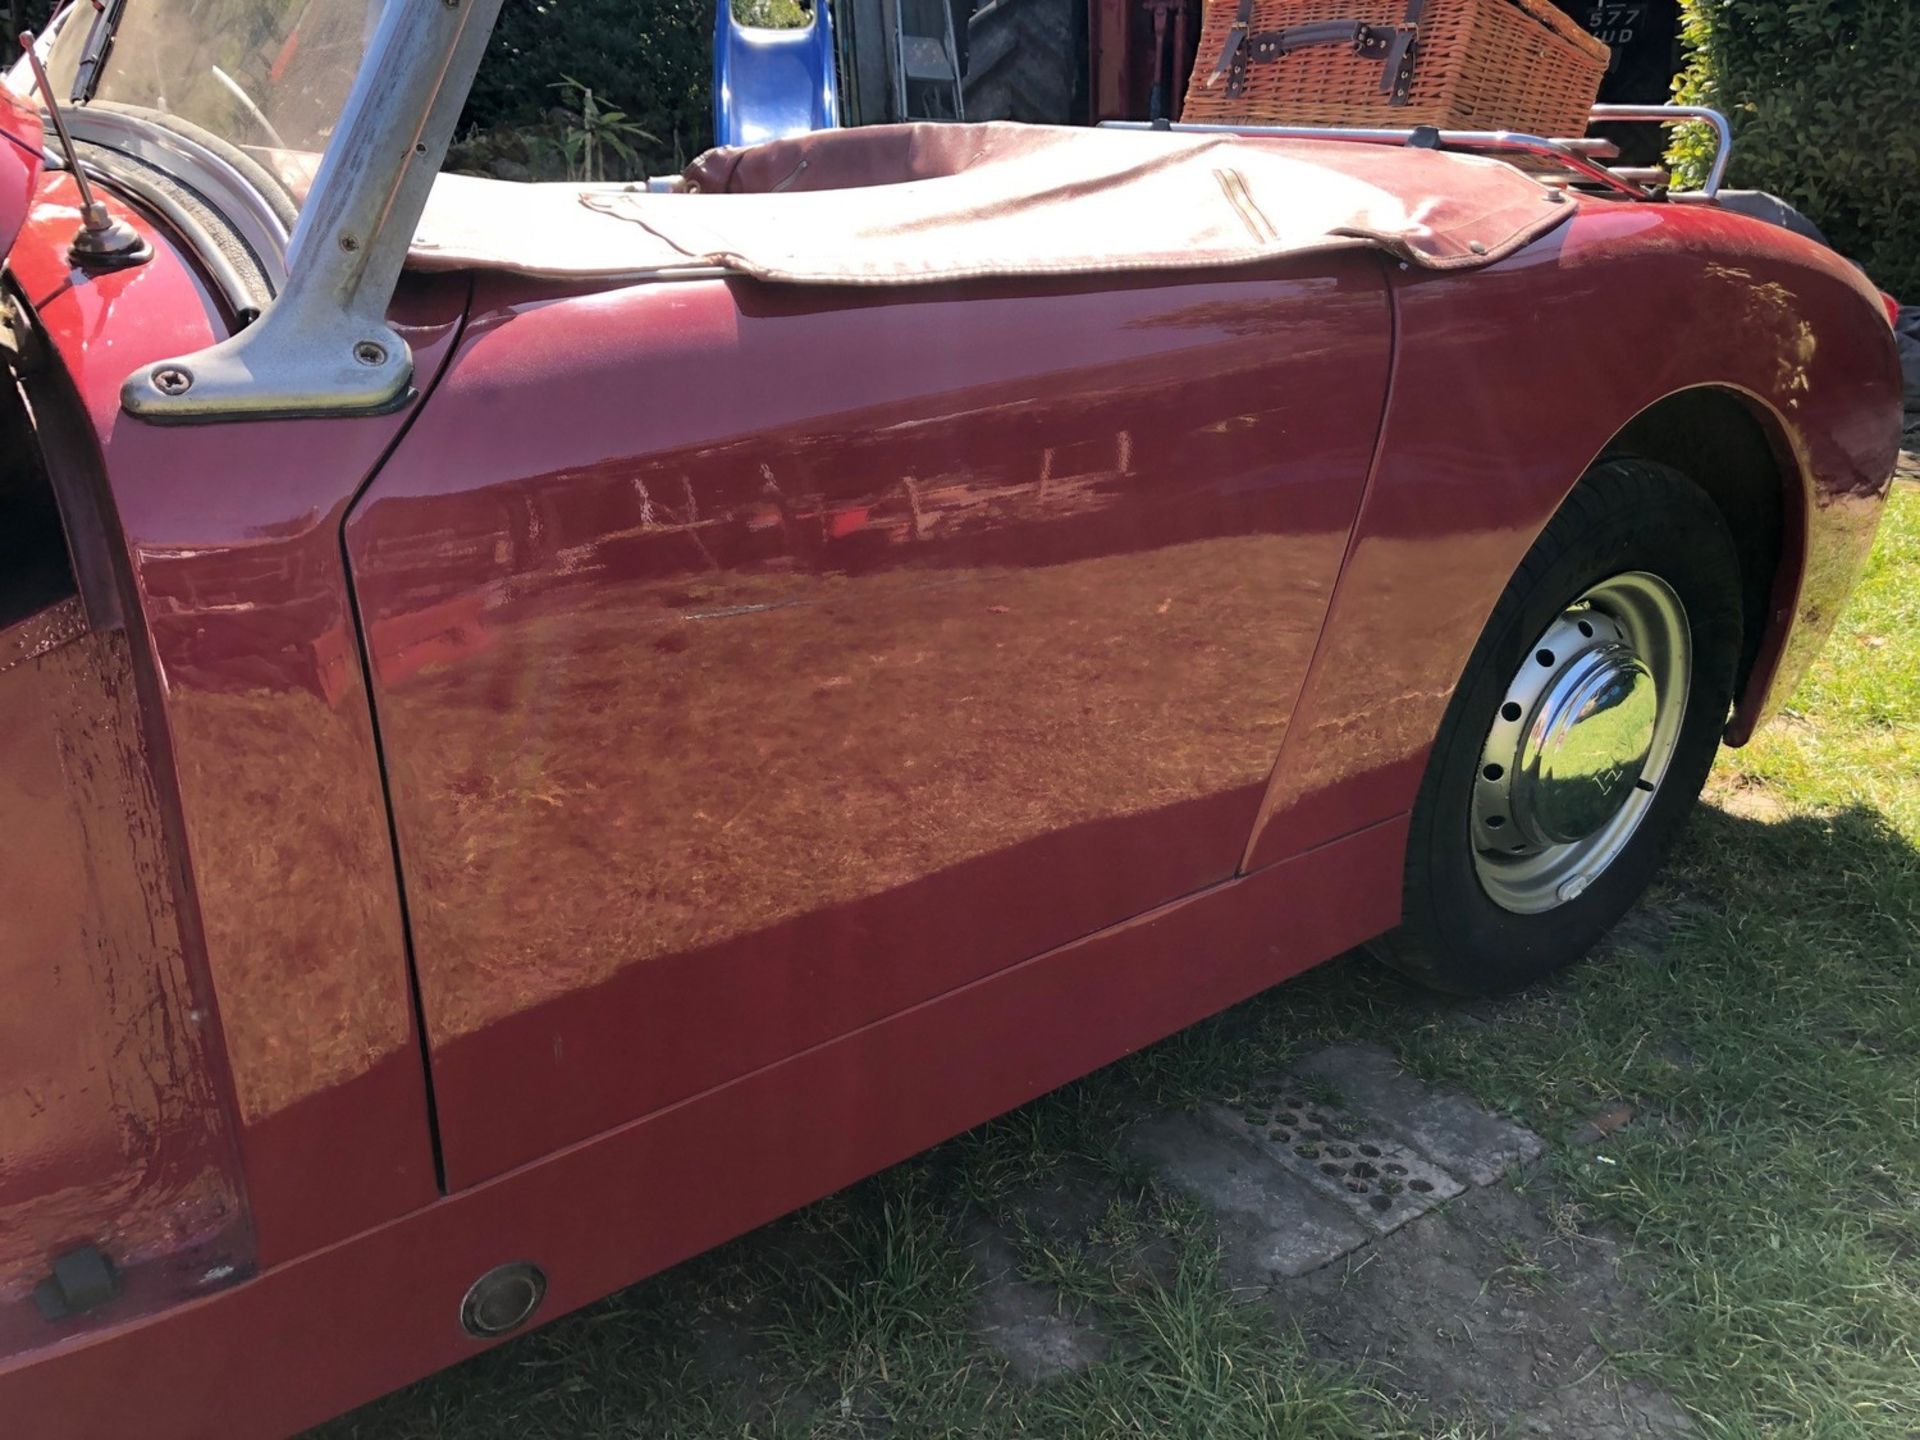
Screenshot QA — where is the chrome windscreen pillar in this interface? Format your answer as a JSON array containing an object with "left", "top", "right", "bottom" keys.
[{"left": 121, "top": 0, "right": 506, "bottom": 422}]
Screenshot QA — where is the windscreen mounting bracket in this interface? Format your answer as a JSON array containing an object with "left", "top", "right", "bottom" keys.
[{"left": 120, "top": 0, "right": 506, "bottom": 423}]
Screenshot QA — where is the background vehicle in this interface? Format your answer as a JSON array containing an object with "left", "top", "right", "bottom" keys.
[{"left": 0, "top": 1, "right": 1901, "bottom": 1435}]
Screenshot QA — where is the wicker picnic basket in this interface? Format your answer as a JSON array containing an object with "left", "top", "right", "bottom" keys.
[{"left": 1181, "top": 0, "right": 1610, "bottom": 137}]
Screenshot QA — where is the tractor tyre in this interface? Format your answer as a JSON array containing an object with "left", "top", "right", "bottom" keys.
[{"left": 962, "top": 0, "right": 1085, "bottom": 125}]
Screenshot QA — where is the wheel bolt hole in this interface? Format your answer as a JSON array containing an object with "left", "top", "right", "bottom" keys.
[
  {"left": 1577, "top": 620, "right": 1594, "bottom": 637},
  {"left": 1483, "top": 763, "right": 1504, "bottom": 782},
  {"left": 1486, "top": 815, "right": 1506, "bottom": 830},
  {"left": 1500, "top": 702, "right": 1523, "bottom": 722},
  {"left": 1535, "top": 649, "right": 1555, "bottom": 666}
]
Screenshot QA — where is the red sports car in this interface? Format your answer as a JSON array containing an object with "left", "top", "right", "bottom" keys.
[{"left": 0, "top": 2, "right": 1901, "bottom": 1435}]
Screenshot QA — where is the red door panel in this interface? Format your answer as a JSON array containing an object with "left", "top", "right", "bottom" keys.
[{"left": 347, "top": 257, "right": 1391, "bottom": 1185}]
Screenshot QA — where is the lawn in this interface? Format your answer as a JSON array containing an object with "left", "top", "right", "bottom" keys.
[{"left": 320, "top": 480, "right": 1918, "bottom": 1439}]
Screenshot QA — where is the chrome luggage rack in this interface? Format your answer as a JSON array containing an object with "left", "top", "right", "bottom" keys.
[{"left": 1102, "top": 103, "right": 1732, "bottom": 202}]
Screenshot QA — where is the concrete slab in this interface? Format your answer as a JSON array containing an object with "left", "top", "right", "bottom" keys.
[
  {"left": 1127, "top": 1112, "right": 1372, "bottom": 1279},
  {"left": 1204, "top": 1098, "right": 1464, "bottom": 1235},
  {"left": 965, "top": 1224, "right": 1108, "bottom": 1381},
  {"left": 1297, "top": 1043, "right": 1544, "bottom": 1186},
  {"left": 1280, "top": 1184, "right": 1696, "bottom": 1438}
]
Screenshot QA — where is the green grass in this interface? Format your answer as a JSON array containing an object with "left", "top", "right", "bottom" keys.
[
  {"left": 321, "top": 483, "right": 1918, "bottom": 1439},
  {"left": 1338, "top": 482, "right": 1920, "bottom": 1436}
]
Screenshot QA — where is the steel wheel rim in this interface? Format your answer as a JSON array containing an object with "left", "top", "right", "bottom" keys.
[{"left": 1470, "top": 572, "right": 1691, "bottom": 915}]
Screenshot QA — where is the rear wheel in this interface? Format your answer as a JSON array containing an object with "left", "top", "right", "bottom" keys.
[
  {"left": 1373, "top": 458, "right": 1744, "bottom": 994},
  {"left": 961, "top": 0, "right": 1084, "bottom": 124}
]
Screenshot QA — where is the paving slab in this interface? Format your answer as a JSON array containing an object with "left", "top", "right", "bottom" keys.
[
  {"left": 1204, "top": 1098, "right": 1463, "bottom": 1235},
  {"left": 1297, "top": 1043, "right": 1544, "bottom": 1186},
  {"left": 1127, "top": 1112, "right": 1372, "bottom": 1279},
  {"left": 964, "top": 1224, "right": 1108, "bottom": 1381},
  {"left": 1280, "top": 1184, "right": 1695, "bottom": 1438}
]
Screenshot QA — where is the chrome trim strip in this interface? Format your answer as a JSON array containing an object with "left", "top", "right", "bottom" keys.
[
  {"left": 1099, "top": 119, "right": 1649, "bottom": 198},
  {"left": 1105, "top": 104, "right": 1734, "bottom": 200},
  {"left": 1587, "top": 104, "right": 1732, "bottom": 197},
  {"left": 64, "top": 109, "right": 291, "bottom": 287},
  {"left": 72, "top": 148, "right": 267, "bottom": 322}
]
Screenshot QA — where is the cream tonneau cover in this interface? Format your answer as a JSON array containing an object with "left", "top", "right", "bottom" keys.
[{"left": 406, "top": 122, "right": 1574, "bottom": 287}]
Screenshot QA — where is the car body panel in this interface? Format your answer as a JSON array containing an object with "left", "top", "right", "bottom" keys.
[
  {"left": 0, "top": 810, "right": 1407, "bottom": 1440},
  {"left": 2, "top": 171, "right": 466, "bottom": 1269},
  {"left": 1243, "top": 201, "right": 1901, "bottom": 870},
  {"left": 0, "top": 148, "right": 1901, "bottom": 1438},
  {"left": 0, "top": 177, "right": 259, "bottom": 1360},
  {"left": 0, "top": 84, "right": 42, "bottom": 262},
  {"left": 345, "top": 256, "right": 1394, "bottom": 1185},
  {"left": 0, "top": 609, "right": 251, "bottom": 1362}
]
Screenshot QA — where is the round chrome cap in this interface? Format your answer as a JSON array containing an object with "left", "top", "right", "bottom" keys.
[
  {"left": 1512, "top": 644, "right": 1657, "bottom": 846},
  {"left": 1471, "top": 573, "right": 1690, "bottom": 915},
  {"left": 460, "top": 1261, "right": 547, "bottom": 1338}
]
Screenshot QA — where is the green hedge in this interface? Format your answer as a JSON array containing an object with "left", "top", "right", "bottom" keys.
[
  {"left": 1672, "top": 0, "right": 1919, "bottom": 297},
  {"left": 461, "top": 0, "right": 718, "bottom": 170}
]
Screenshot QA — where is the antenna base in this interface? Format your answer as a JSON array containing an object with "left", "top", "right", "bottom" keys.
[{"left": 69, "top": 209, "right": 151, "bottom": 270}]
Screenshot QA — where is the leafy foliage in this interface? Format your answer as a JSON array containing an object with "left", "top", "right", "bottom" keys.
[
  {"left": 460, "top": 0, "right": 717, "bottom": 172},
  {"left": 733, "top": 0, "right": 812, "bottom": 26},
  {"left": 1672, "top": 0, "right": 1920, "bottom": 297},
  {"left": 538, "top": 76, "right": 657, "bottom": 181}
]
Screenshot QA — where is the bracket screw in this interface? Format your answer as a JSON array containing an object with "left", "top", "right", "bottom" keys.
[
  {"left": 152, "top": 366, "right": 193, "bottom": 395},
  {"left": 353, "top": 341, "right": 388, "bottom": 367}
]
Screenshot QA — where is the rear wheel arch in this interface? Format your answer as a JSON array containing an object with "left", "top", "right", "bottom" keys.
[{"left": 1599, "top": 386, "right": 1806, "bottom": 741}]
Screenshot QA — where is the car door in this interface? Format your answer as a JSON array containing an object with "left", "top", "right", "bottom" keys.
[{"left": 346, "top": 255, "right": 1392, "bottom": 1186}]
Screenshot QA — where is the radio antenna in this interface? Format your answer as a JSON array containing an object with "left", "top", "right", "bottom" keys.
[{"left": 17, "top": 31, "right": 149, "bottom": 269}]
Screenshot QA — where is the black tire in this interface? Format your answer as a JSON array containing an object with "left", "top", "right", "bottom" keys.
[
  {"left": 962, "top": 0, "right": 1084, "bottom": 124},
  {"left": 1372, "top": 458, "right": 1744, "bottom": 995}
]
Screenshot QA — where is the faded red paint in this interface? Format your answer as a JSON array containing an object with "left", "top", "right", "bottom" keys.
[
  {"left": 4, "top": 175, "right": 466, "bottom": 1268},
  {"left": 3, "top": 809, "right": 1408, "bottom": 1440},
  {"left": 0, "top": 84, "right": 41, "bottom": 256},
  {"left": 0, "top": 610, "right": 249, "bottom": 1360},
  {"left": 1242, "top": 201, "right": 1900, "bottom": 871},
  {"left": 0, "top": 146, "right": 1900, "bottom": 1440},
  {"left": 348, "top": 256, "right": 1395, "bottom": 1186}
]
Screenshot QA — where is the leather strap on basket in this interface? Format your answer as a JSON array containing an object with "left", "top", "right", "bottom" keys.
[{"left": 1211, "top": 0, "right": 1424, "bottom": 104}]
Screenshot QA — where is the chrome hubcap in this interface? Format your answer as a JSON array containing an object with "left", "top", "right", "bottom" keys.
[
  {"left": 1513, "top": 644, "right": 1658, "bottom": 846},
  {"left": 1472, "top": 573, "right": 1690, "bottom": 914}
]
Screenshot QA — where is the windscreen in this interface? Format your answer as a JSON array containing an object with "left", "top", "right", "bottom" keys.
[{"left": 42, "top": 0, "right": 386, "bottom": 201}]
